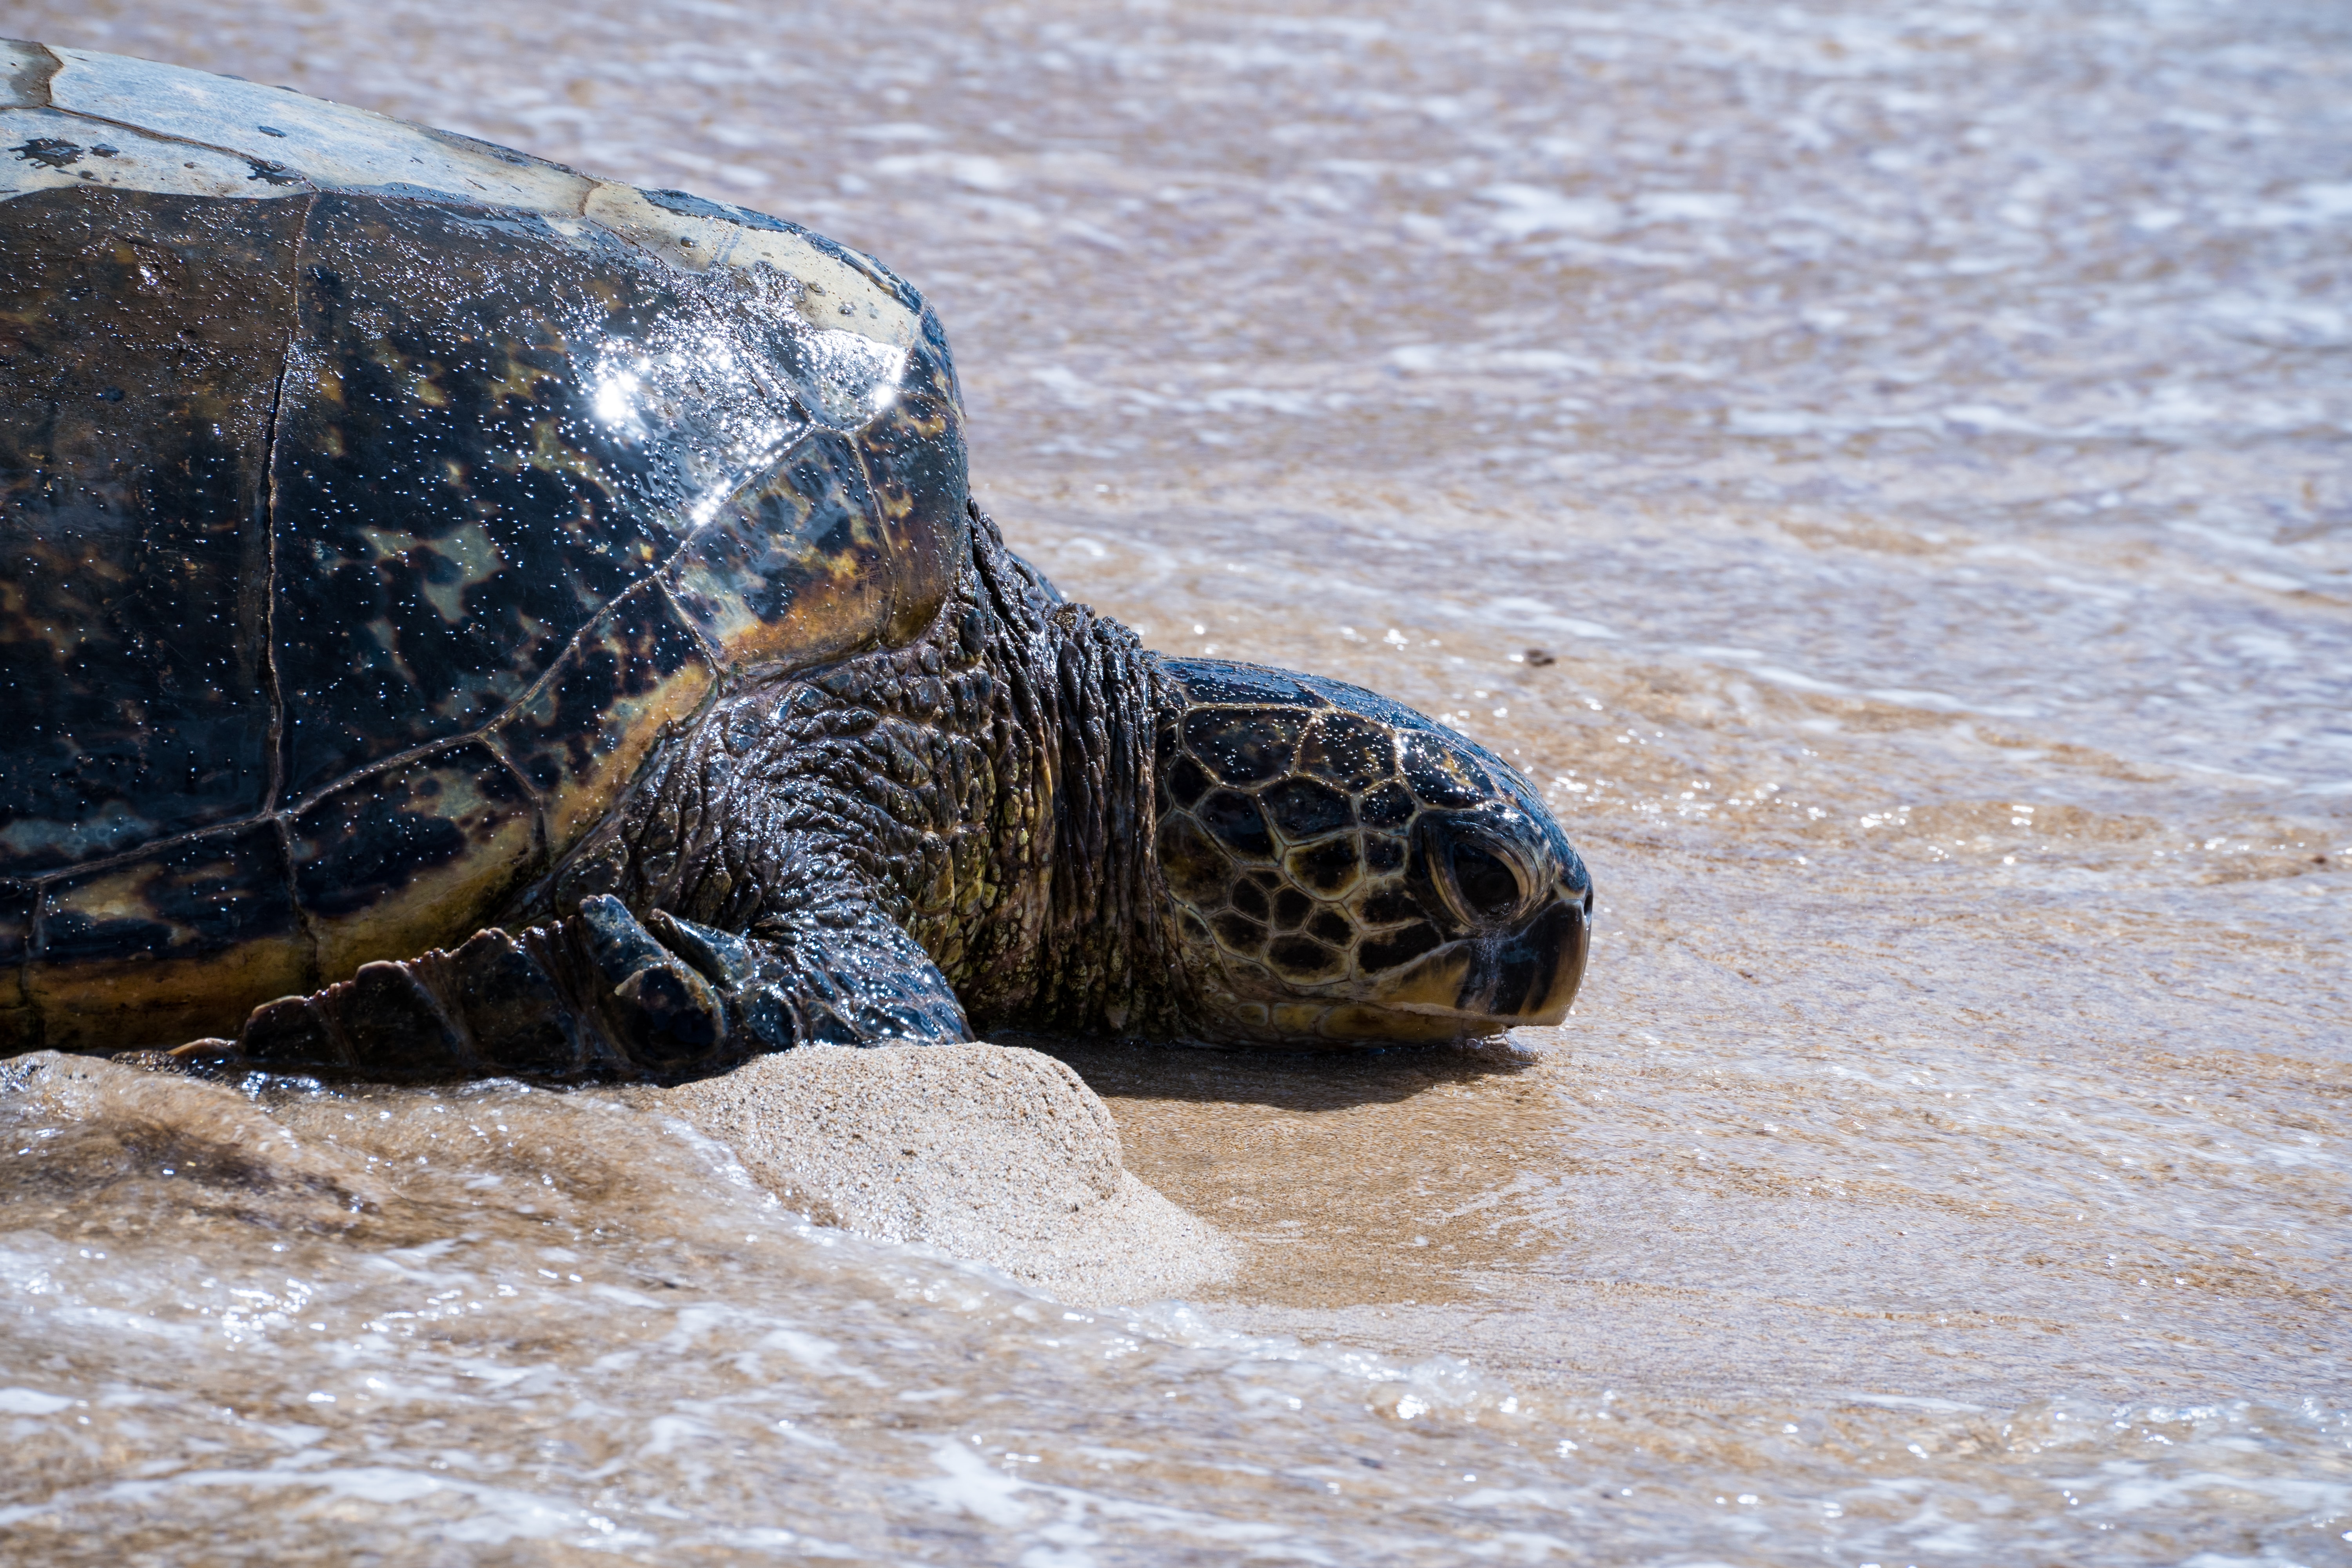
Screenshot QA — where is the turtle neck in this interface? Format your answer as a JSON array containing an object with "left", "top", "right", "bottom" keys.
[{"left": 951, "top": 506, "right": 1181, "bottom": 1040}]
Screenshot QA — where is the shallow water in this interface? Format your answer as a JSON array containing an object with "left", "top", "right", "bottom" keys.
[{"left": 7, "top": 0, "right": 2352, "bottom": 1561}]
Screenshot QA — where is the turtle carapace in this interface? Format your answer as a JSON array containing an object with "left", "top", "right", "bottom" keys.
[{"left": 0, "top": 41, "right": 1591, "bottom": 1076}]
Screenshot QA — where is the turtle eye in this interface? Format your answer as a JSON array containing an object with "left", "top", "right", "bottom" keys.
[
  {"left": 1421, "top": 817, "right": 1536, "bottom": 928},
  {"left": 1448, "top": 841, "right": 1523, "bottom": 920}
]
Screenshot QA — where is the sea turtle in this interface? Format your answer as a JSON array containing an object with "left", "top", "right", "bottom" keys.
[{"left": 0, "top": 42, "right": 1592, "bottom": 1078}]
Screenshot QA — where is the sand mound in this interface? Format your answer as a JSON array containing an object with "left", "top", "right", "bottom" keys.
[{"left": 638, "top": 1043, "right": 1236, "bottom": 1305}]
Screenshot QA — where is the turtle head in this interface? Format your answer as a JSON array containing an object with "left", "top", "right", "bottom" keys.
[{"left": 1149, "top": 659, "right": 1591, "bottom": 1047}]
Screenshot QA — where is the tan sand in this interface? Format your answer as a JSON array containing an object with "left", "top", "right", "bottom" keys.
[{"left": 18, "top": 1043, "right": 1234, "bottom": 1308}]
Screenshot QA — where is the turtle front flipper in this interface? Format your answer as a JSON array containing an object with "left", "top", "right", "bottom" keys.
[
  {"left": 599, "top": 893, "right": 971, "bottom": 1051},
  {"left": 176, "top": 894, "right": 969, "bottom": 1082},
  {"left": 714, "top": 899, "right": 973, "bottom": 1049}
]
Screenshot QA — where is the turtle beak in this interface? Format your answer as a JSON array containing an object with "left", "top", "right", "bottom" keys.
[
  {"left": 1456, "top": 897, "right": 1588, "bottom": 1024},
  {"left": 1367, "top": 889, "right": 1589, "bottom": 1034}
]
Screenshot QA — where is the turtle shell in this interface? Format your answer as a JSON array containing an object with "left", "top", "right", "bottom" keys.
[{"left": 0, "top": 41, "right": 970, "bottom": 1052}]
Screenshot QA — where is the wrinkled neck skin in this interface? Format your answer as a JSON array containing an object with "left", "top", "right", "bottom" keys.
[{"left": 534, "top": 508, "right": 1183, "bottom": 1042}]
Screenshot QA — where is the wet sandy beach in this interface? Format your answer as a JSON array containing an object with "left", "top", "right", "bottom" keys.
[{"left": 4, "top": 0, "right": 2349, "bottom": 1560}]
